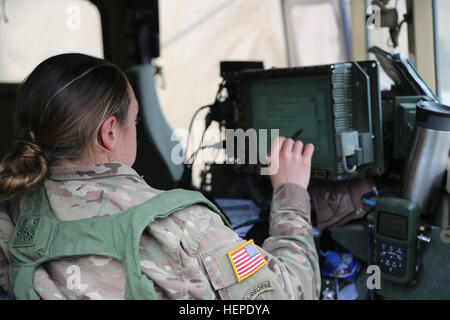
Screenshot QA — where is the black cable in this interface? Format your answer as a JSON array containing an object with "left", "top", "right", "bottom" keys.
[
  {"left": 190, "top": 140, "right": 225, "bottom": 164},
  {"left": 314, "top": 173, "right": 354, "bottom": 224},
  {"left": 184, "top": 105, "right": 211, "bottom": 164},
  {"left": 360, "top": 188, "right": 400, "bottom": 202},
  {"left": 177, "top": 105, "right": 211, "bottom": 190},
  {"left": 189, "top": 80, "right": 229, "bottom": 165},
  {"left": 189, "top": 129, "right": 209, "bottom": 164},
  {"left": 185, "top": 80, "right": 230, "bottom": 190},
  {"left": 189, "top": 129, "right": 216, "bottom": 190}
]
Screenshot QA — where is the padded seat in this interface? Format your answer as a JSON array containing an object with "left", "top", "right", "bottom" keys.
[{"left": 126, "top": 64, "right": 184, "bottom": 189}]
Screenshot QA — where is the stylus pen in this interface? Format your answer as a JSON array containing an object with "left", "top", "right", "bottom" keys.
[
  {"left": 264, "top": 128, "right": 304, "bottom": 161},
  {"left": 290, "top": 128, "right": 304, "bottom": 140}
]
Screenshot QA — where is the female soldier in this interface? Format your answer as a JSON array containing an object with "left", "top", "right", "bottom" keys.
[{"left": 0, "top": 53, "right": 320, "bottom": 300}]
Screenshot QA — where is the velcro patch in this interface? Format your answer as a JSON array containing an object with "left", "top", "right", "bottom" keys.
[
  {"left": 12, "top": 217, "right": 41, "bottom": 247},
  {"left": 227, "top": 239, "right": 267, "bottom": 282}
]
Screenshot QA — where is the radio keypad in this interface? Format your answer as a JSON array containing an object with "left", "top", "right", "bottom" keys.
[{"left": 377, "top": 241, "right": 407, "bottom": 277}]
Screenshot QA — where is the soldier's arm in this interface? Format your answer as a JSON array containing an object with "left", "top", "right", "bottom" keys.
[
  {"left": 261, "top": 182, "right": 320, "bottom": 300},
  {"left": 191, "top": 137, "right": 319, "bottom": 300},
  {"left": 190, "top": 182, "right": 319, "bottom": 300},
  {"left": 261, "top": 137, "right": 320, "bottom": 299}
]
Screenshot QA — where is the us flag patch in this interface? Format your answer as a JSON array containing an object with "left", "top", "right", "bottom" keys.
[{"left": 227, "top": 240, "right": 267, "bottom": 282}]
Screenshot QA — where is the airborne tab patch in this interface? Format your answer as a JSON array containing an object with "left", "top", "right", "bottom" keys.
[{"left": 227, "top": 239, "right": 267, "bottom": 282}]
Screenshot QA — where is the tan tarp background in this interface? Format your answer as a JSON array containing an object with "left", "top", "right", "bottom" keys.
[
  {"left": 154, "top": 0, "right": 288, "bottom": 148},
  {"left": 284, "top": 0, "right": 349, "bottom": 67}
]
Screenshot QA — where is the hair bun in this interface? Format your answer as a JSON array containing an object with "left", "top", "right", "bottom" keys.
[{"left": 0, "top": 132, "right": 49, "bottom": 198}]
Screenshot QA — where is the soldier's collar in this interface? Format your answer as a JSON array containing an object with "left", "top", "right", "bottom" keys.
[{"left": 48, "top": 162, "right": 142, "bottom": 180}]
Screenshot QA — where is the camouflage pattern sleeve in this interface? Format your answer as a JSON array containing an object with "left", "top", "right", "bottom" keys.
[
  {"left": 0, "top": 201, "right": 14, "bottom": 293},
  {"left": 261, "top": 182, "right": 321, "bottom": 300},
  {"left": 183, "top": 182, "right": 320, "bottom": 300}
]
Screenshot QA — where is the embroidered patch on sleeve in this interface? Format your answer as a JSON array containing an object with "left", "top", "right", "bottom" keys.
[{"left": 227, "top": 239, "right": 267, "bottom": 282}]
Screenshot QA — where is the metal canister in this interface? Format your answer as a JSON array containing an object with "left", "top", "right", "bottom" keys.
[{"left": 401, "top": 101, "right": 450, "bottom": 215}]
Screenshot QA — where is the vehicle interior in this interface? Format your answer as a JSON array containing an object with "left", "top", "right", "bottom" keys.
[{"left": 0, "top": 0, "right": 449, "bottom": 300}]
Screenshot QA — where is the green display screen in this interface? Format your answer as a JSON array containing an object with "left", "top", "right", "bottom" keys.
[
  {"left": 377, "top": 212, "right": 408, "bottom": 240},
  {"left": 243, "top": 75, "right": 335, "bottom": 169}
]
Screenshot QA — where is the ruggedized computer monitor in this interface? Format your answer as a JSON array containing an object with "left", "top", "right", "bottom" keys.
[{"left": 232, "top": 61, "right": 384, "bottom": 181}]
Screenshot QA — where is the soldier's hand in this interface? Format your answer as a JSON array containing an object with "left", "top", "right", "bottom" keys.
[{"left": 267, "top": 136, "right": 314, "bottom": 189}]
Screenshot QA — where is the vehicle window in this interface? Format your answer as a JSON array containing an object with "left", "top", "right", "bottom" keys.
[{"left": 0, "top": 0, "right": 103, "bottom": 83}]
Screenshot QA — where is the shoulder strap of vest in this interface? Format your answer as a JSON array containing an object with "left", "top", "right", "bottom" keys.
[{"left": 8, "top": 186, "right": 230, "bottom": 300}]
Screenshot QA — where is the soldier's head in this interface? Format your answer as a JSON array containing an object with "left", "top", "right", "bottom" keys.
[{"left": 0, "top": 53, "right": 139, "bottom": 198}]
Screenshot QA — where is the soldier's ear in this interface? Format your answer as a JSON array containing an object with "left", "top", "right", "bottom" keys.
[{"left": 100, "top": 116, "right": 119, "bottom": 152}]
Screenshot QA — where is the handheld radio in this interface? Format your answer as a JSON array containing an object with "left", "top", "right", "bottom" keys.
[{"left": 373, "top": 197, "right": 422, "bottom": 284}]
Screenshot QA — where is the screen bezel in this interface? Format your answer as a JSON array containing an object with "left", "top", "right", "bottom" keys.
[{"left": 377, "top": 211, "right": 409, "bottom": 241}]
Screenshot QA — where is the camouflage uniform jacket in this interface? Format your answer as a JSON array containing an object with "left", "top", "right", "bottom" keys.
[{"left": 0, "top": 162, "right": 320, "bottom": 300}]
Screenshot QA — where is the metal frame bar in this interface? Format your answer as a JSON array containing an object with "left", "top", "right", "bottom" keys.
[
  {"left": 280, "top": 0, "right": 294, "bottom": 67},
  {"left": 432, "top": 0, "right": 440, "bottom": 100},
  {"left": 407, "top": 0, "right": 437, "bottom": 93},
  {"left": 339, "top": 0, "right": 353, "bottom": 60},
  {"left": 350, "top": 0, "right": 369, "bottom": 61}
]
